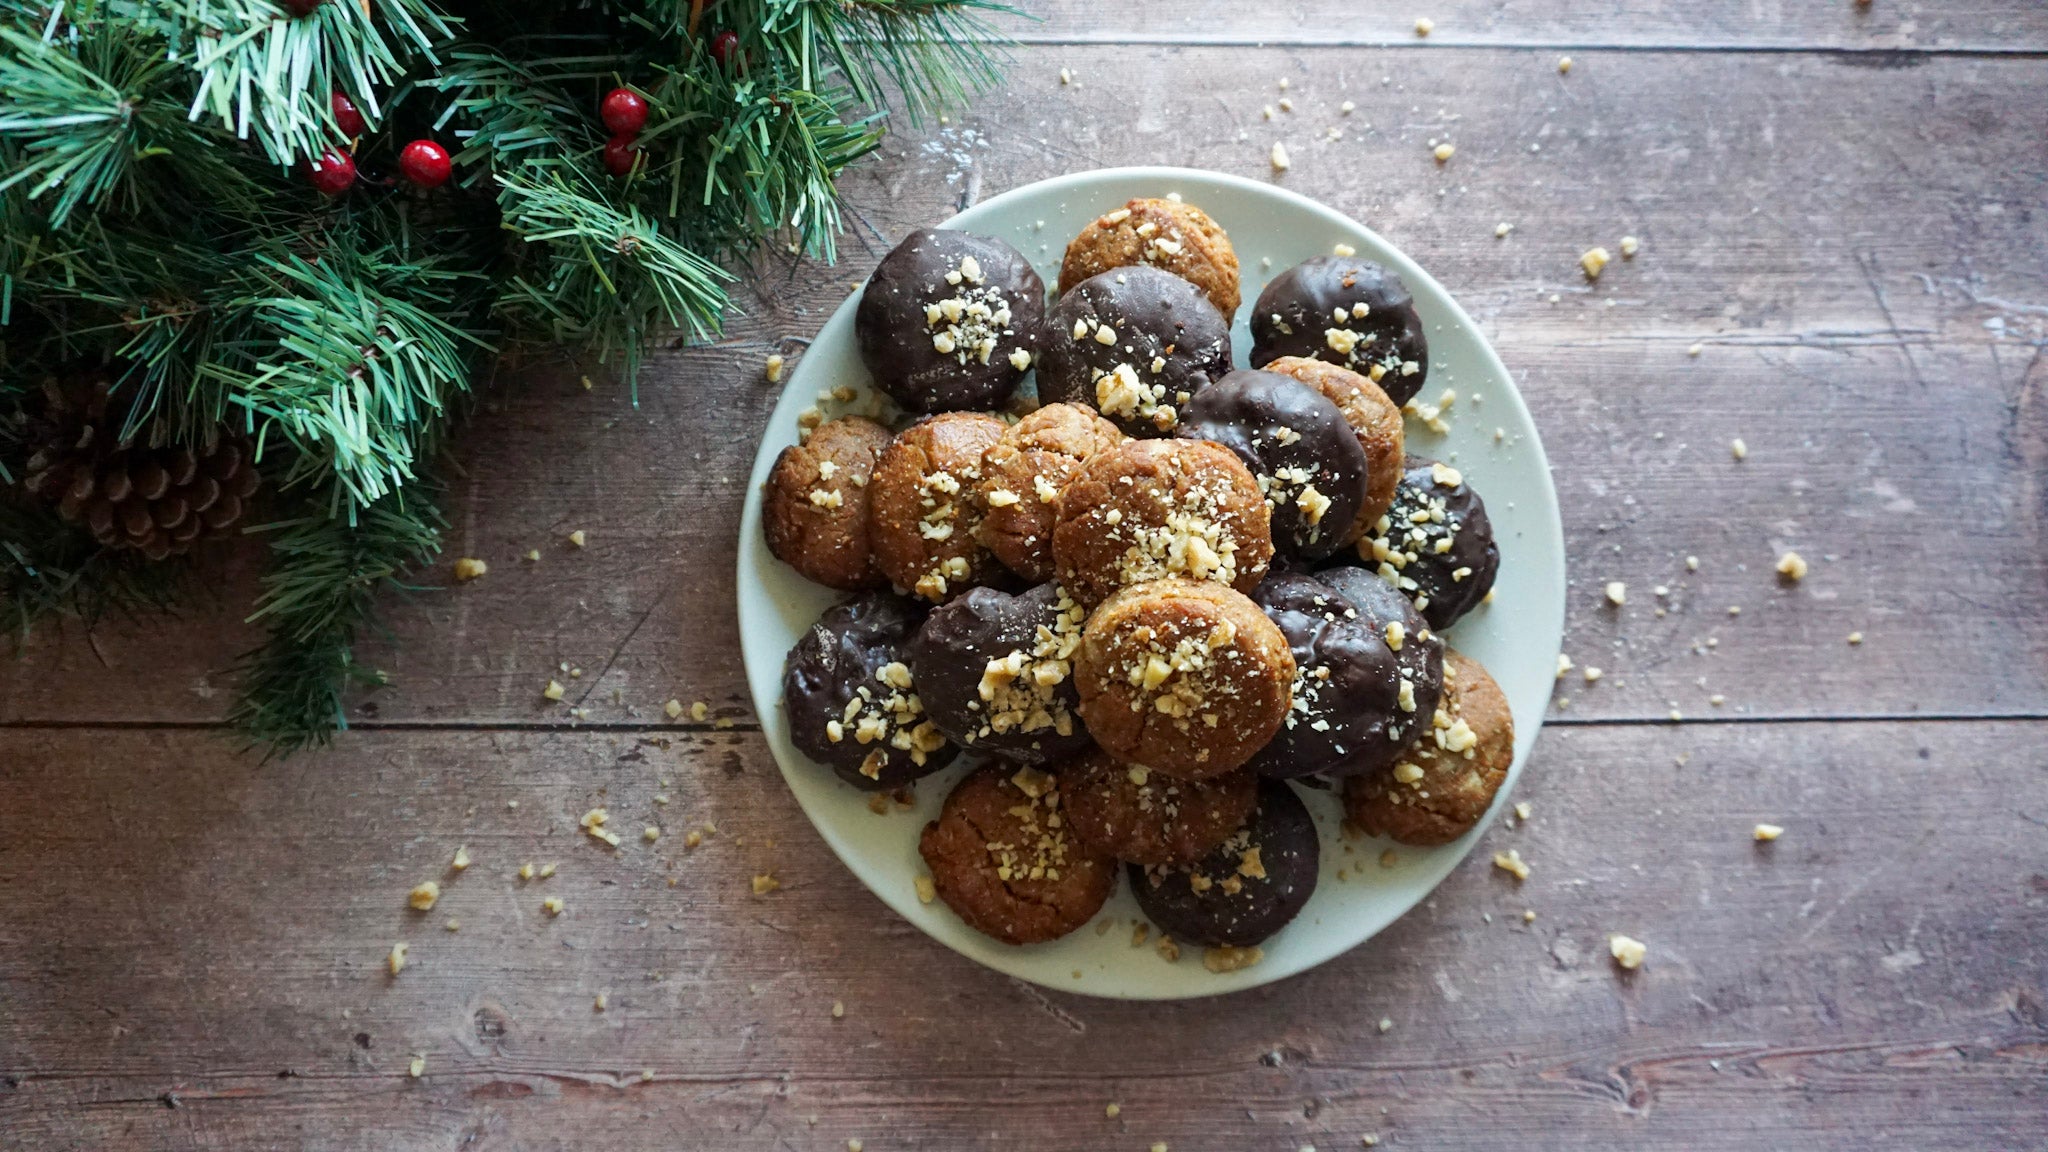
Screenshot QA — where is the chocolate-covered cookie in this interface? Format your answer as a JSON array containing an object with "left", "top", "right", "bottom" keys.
[
  {"left": 1246, "top": 572, "right": 1406, "bottom": 780},
  {"left": 783, "top": 592, "right": 957, "bottom": 791},
  {"left": 907, "top": 582, "right": 1092, "bottom": 765},
  {"left": 856, "top": 229, "right": 1045, "bottom": 413},
  {"left": 920, "top": 764, "right": 1118, "bottom": 945},
  {"left": 1175, "top": 370, "right": 1369, "bottom": 561},
  {"left": 1249, "top": 257, "right": 1429, "bottom": 405},
  {"left": 1355, "top": 456, "right": 1498, "bottom": 630},
  {"left": 1316, "top": 563, "right": 1445, "bottom": 752},
  {"left": 1261, "top": 356, "right": 1405, "bottom": 542},
  {"left": 1063, "top": 750, "right": 1257, "bottom": 866},
  {"left": 1036, "top": 266, "right": 1232, "bottom": 438},
  {"left": 1344, "top": 649, "right": 1514, "bottom": 846},
  {"left": 1130, "top": 778, "right": 1319, "bottom": 947}
]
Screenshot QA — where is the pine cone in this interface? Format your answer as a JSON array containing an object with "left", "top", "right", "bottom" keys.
[{"left": 18, "top": 371, "right": 261, "bottom": 561}]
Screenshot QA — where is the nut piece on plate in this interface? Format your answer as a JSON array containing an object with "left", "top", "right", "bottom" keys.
[
  {"left": 1035, "top": 265, "right": 1233, "bottom": 439},
  {"left": 1062, "top": 748, "right": 1257, "bottom": 866},
  {"left": 764, "top": 415, "right": 894, "bottom": 590},
  {"left": 1260, "top": 355, "right": 1406, "bottom": 541},
  {"left": 1052, "top": 438, "right": 1274, "bottom": 609},
  {"left": 975, "top": 402, "right": 1125, "bottom": 583},
  {"left": 1344, "top": 648, "right": 1514, "bottom": 845},
  {"left": 1075, "top": 578, "right": 1295, "bottom": 779},
  {"left": 867, "top": 412, "right": 1007, "bottom": 602},
  {"left": 1059, "top": 198, "right": 1242, "bottom": 318},
  {"left": 855, "top": 229, "right": 1045, "bottom": 414},
  {"left": 918, "top": 764, "right": 1117, "bottom": 945}
]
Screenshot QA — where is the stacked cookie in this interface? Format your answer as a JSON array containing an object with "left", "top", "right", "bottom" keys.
[{"left": 768, "top": 200, "right": 1514, "bottom": 957}]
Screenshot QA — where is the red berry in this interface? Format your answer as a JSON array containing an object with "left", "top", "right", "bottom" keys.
[
  {"left": 602, "top": 134, "right": 640, "bottom": 177},
  {"left": 330, "top": 91, "right": 366, "bottom": 138},
  {"left": 304, "top": 148, "right": 356, "bottom": 196},
  {"left": 710, "top": 30, "right": 739, "bottom": 67},
  {"left": 600, "top": 88, "right": 650, "bottom": 136},
  {"left": 397, "top": 139, "right": 452, "bottom": 188}
]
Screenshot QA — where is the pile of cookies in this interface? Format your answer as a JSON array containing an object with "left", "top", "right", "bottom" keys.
[{"left": 767, "top": 196, "right": 1512, "bottom": 958}]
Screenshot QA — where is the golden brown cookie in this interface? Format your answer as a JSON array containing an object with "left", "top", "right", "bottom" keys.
[
  {"left": 918, "top": 764, "right": 1118, "bottom": 945},
  {"left": 763, "top": 416, "right": 895, "bottom": 589},
  {"left": 1262, "top": 356, "right": 1405, "bottom": 543},
  {"left": 1344, "top": 649, "right": 1514, "bottom": 845},
  {"left": 1075, "top": 578, "right": 1295, "bottom": 779},
  {"left": 1059, "top": 198, "right": 1242, "bottom": 318},
  {"left": 1062, "top": 748, "right": 1258, "bottom": 866},
  {"left": 975, "top": 402, "right": 1126, "bottom": 583},
  {"left": 868, "top": 412, "right": 1007, "bottom": 601},
  {"left": 1052, "top": 438, "right": 1274, "bottom": 609}
]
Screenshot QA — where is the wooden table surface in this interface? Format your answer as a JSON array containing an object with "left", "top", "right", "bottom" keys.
[{"left": 5, "top": 5, "right": 2047, "bottom": 1149}]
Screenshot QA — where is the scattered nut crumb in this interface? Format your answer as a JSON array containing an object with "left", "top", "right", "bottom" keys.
[
  {"left": 664, "top": 699, "right": 684, "bottom": 719},
  {"left": 594, "top": 992, "right": 608, "bottom": 1011},
  {"left": 690, "top": 701, "right": 711, "bottom": 722},
  {"left": 1495, "top": 221, "right": 1513, "bottom": 238},
  {"left": 1557, "top": 56, "right": 1572, "bottom": 73},
  {"left": 1730, "top": 437, "right": 1749, "bottom": 460},
  {"left": 451, "top": 847, "right": 470, "bottom": 871},
  {"left": 518, "top": 862, "right": 535, "bottom": 880},
  {"left": 830, "top": 999, "right": 845, "bottom": 1019},
  {"left": 1583, "top": 666, "right": 1603, "bottom": 683},
  {"left": 452, "top": 557, "right": 487, "bottom": 582},
  {"left": 567, "top": 530, "right": 587, "bottom": 548},
  {"left": 387, "top": 942, "right": 409, "bottom": 975},
  {"left": 1379, "top": 848, "right": 1398, "bottom": 868},
  {"left": 1059, "top": 67, "right": 1072, "bottom": 85},
  {"left": 1605, "top": 581, "right": 1627, "bottom": 606},
  {"left": 751, "top": 873, "right": 781, "bottom": 896},
  {"left": 1378, "top": 1016, "right": 1393, "bottom": 1033},
  {"left": 684, "top": 830, "right": 704, "bottom": 850},
  {"left": 1333, "top": 242, "right": 1356, "bottom": 257},
  {"left": 1688, "top": 342, "right": 1705, "bottom": 357},
  {"left": 1753, "top": 823, "right": 1785, "bottom": 842},
  {"left": 1106, "top": 1103, "right": 1122, "bottom": 1119},
  {"left": 641, "top": 1069, "right": 654, "bottom": 1082},
  {"left": 1846, "top": 630, "right": 1865, "bottom": 645},
  {"left": 444, "top": 918, "right": 460, "bottom": 932},
  {"left": 539, "top": 862, "right": 557, "bottom": 879},
  {"left": 643, "top": 825, "right": 660, "bottom": 843},
  {"left": 524, "top": 549, "right": 540, "bottom": 562},
  {"left": 1580, "top": 247, "right": 1612, "bottom": 279},
  {"left": 1155, "top": 935, "right": 1181, "bottom": 963},
  {"left": 1514, "top": 801, "right": 1532, "bottom": 820},
  {"left": 408, "top": 881, "right": 440, "bottom": 911},
  {"left": 1492, "top": 848, "right": 1530, "bottom": 880},
  {"left": 543, "top": 896, "right": 565, "bottom": 915},
  {"left": 1556, "top": 652, "right": 1574, "bottom": 678},
  {"left": 764, "top": 354, "right": 786, "bottom": 383},
  {"left": 1204, "top": 945, "right": 1265, "bottom": 973},
  {"left": 1432, "top": 142, "right": 1455, "bottom": 162},
  {"left": 914, "top": 875, "right": 936, "bottom": 904},
  {"left": 542, "top": 679, "right": 565, "bottom": 701},
  {"left": 849, "top": 1141, "right": 865, "bottom": 1152},
  {"left": 1270, "top": 142, "right": 1291, "bottom": 171},
  {"left": 1522, "top": 910, "right": 1537, "bottom": 923},
  {"left": 1340, "top": 100, "right": 1356, "bottom": 114},
  {"left": 1414, "top": 16, "right": 1434, "bottom": 35},
  {"left": 1363, "top": 1138, "right": 1381, "bottom": 1148},
  {"left": 1609, "top": 934, "right": 1648, "bottom": 970},
  {"left": 408, "top": 1055, "right": 425, "bottom": 1078},
  {"left": 1619, "top": 235, "right": 1640, "bottom": 258},
  {"left": 1775, "top": 551, "right": 1808, "bottom": 581}
]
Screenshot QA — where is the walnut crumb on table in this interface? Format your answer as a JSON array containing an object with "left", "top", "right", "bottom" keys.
[
  {"left": 1605, "top": 581, "right": 1627, "bottom": 606},
  {"left": 1270, "top": 142, "right": 1291, "bottom": 171},
  {"left": 1609, "top": 934, "right": 1648, "bottom": 970},
  {"left": 542, "top": 896, "right": 564, "bottom": 916},
  {"left": 542, "top": 679, "right": 565, "bottom": 701},
  {"left": 1557, "top": 56, "right": 1572, "bottom": 73},
  {"left": 452, "top": 557, "right": 487, "bottom": 582},
  {"left": 1493, "top": 849, "right": 1530, "bottom": 880},
  {"left": 1619, "top": 235, "right": 1641, "bottom": 258},
  {"left": 408, "top": 1055, "right": 425, "bottom": 1078},
  {"left": 664, "top": 698, "right": 683, "bottom": 719},
  {"left": 450, "top": 846, "right": 470, "bottom": 871},
  {"left": 764, "top": 354, "right": 785, "bottom": 383},
  {"left": 1776, "top": 551, "right": 1809, "bottom": 581},
  {"left": 594, "top": 992, "right": 607, "bottom": 1011},
  {"left": 1580, "top": 247, "right": 1612, "bottom": 279},
  {"left": 1414, "top": 16, "right": 1433, "bottom": 34},
  {"left": 751, "top": 873, "right": 780, "bottom": 895},
  {"left": 1105, "top": 1103, "right": 1121, "bottom": 1119},
  {"left": 1754, "top": 823, "right": 1785, "bottom": 841},
  {"left": 566, "top": 529, "right": 586, "bottom": 547},
  {"left": 408, "top": 881, "right": 439, "bottom": 911},
  {"left": 387, "top": 942, "right": 408, "bottom": 975},
  {"left": 1432, "top": 142, "right": 1455, "bottom": 162}
]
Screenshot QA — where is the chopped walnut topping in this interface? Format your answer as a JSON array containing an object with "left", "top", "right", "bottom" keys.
[
  {"left": 1493, "top": 849, "right": 1530, "bottom": 880},
  {"left": 1609, "top": 934, "right": 1647, "bottom": 970}
]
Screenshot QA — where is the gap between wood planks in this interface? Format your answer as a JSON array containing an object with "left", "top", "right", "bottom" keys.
[
  {"left": 990, "top": 35, "right": 2048, "bottom": 57},
  {"left": 3, "top": 712, "right": 2044, "bottom": 733}
]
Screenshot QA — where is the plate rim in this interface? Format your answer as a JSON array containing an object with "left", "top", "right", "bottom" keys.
[{"left": 735, "top": 164, "right": 1565, "bottom": 999}]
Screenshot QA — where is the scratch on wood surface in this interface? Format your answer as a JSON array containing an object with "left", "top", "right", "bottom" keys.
[
  {"left": 1857, "top": 252, "right": 1929, "bottom": 390},
  {"left": 1009, "top": 978, "right": 1087, "bottom": 1034}
]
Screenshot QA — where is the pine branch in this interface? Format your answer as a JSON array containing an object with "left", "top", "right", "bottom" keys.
[
  {"left": 772, "top": 0, "right": 1013, "bottom": 127},
  {"left": 229, "top": 486, "right": 445, "bottom": 755}
]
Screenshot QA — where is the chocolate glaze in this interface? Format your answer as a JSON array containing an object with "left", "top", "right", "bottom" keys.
[
  {"left": 1036, "top": 265, "right": 1232, "bottom": 437},
  {"left": 1313, "top": 565, "right": 1445, "bottom": 769},
  {"left": 906, "top": 582, "right": 1093, "bottom": 766},
  {"left": 1343, "top": 455, "right": 1499, "bottom": 630},
  {"left": 1245, "top": 572, "right": 1404, "bottom": 780},
  {"left": 784, "top": 591, "right": 958, "bottom": 791},
  {"left": 856, "top": 229, "right": 1045, "bottom": 413},
  {"left": 1248, "top": 257, "right": 1430, "bottom": 404},
  {"left": 1176, "top": 370, "right": 1369, "bottom": 561},
  {"left": 1129, "top": 778, "right": 1319, "bottom": 947}
]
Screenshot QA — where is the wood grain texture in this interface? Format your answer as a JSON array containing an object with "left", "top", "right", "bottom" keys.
[
  {"left": 4, "top": 46, "right": 2043, "bottom": 728},
  {"left": 2, "top": 721, "right": 2043, "bottom": 1149},
  {"left": 1002, "top": 0, "right": 2048, "bottom": 51}
]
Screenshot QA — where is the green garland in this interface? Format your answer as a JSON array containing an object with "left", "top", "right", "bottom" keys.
[{"left": 0, "top": 0, "right": 1009, "bottom": 752}]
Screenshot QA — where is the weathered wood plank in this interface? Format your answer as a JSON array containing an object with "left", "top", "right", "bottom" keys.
[
  {"left": 4, "top": 46, "right": 2044, "bottom": 725},
  {"left": 1002, "top": 0, "right": 2048, "bottom": 51},
  {"left": 2, "top": 721, "right": 2043, "bottom": 1148}
]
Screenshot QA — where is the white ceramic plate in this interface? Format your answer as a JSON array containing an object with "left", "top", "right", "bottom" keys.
[{"left": 736, "top": 167, "right": 1564, "bottom": 999}]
